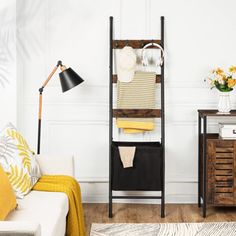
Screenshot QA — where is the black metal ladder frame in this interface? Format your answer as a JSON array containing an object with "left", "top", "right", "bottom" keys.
[{"left": 109, "top": 16, "right": 165, "bottom": 218}]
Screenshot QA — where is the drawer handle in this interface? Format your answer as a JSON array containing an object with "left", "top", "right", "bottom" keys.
[{"left": 233, "top": 130, "right": 236, "bottom": 134}]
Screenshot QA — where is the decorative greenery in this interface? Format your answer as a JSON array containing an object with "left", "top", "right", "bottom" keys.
[{"left": 206, "top": 66, "right": 236, "bottom": 92}]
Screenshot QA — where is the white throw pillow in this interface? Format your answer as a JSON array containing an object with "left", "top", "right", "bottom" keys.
[{"left": 0, "top": 123, "right": 41, "bottom": 198}]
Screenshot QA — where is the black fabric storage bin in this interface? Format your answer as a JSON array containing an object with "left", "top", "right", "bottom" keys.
[{"left": 112, "top": 141, "right": 162, "bottom": 191}]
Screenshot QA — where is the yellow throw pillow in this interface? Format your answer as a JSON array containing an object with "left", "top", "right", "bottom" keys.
[
  {"left": 0, "top": 123, "right": 41, "bottom": 198},
  {"left": 0, "top": 164, "right": 17, "bottom": 220}
]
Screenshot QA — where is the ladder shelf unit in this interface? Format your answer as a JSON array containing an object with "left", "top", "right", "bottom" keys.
[{"left": 109, "top": 16, "right": 165, "bottom": 218}]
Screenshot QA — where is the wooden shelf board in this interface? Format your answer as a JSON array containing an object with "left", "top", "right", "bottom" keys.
[
  {"left": 112, "top": 40, "right": 161, "bottom": 49},
  {"left": 198, "top": 109, "right": 236, "bottom": 117},
  {"left": 200, "top": 133, "right": 236, "bottom": 141},
  {"left": 113, "top": 109, "right": 161, "bottom": 118}
]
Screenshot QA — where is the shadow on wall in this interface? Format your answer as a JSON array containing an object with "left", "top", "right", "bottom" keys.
[
  {"left": 0, "top": 1, "right": 16, "bottom": 88},
  {"left": 0, "top": 28, "right": 14, "bottom": 88}
]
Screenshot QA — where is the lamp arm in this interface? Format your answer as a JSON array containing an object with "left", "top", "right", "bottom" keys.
[
  {"left": 39, "top": 60, "right": 62, "bottom": 93},
  {"left": 37, "top": 60, "right": 62, "bottom": 154}
]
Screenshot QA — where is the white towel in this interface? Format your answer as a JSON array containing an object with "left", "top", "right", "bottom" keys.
[{"left": 118, "top": 146, "right": 136, "bottom": 168}]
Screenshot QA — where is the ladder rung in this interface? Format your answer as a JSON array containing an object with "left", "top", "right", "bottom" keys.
[
  {"left": 113, "top": 109, "right": 161, "bottom": 118},
  {"left": 113, "top": 39, "right": 161, "bottom": 49},
  {"left": 112, "top": 74, "right": 161, "bottom": 83}
]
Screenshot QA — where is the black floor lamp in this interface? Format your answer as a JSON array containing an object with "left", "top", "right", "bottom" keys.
[{"left": 37, "top": 60, "right": 84, "bottom": 154}]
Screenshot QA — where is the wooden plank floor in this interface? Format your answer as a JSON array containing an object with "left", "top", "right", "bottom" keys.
[{"left": 84, "top": 203, "right": 236, "bottom": 235}]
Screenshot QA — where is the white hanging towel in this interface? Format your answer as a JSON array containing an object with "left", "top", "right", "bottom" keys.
[{"left": 118, "top": 146, "right": 136, "bottom": 168}]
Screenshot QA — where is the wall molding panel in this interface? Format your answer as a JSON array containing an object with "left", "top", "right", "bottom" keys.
[{"left": 17, "top": 0, "right": 236, "bottom": 203}]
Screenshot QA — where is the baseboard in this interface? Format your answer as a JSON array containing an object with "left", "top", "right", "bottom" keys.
[
  {"left": 83, "top": 194, "right": 197, "bottom": 204},
  {"left": 80, "top": 181, "right": 198, "bottom": 204}
]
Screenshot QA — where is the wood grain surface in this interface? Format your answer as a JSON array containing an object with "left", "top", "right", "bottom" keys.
[{"left": 84, "top": 203, "right": 236, "bottom": 235}]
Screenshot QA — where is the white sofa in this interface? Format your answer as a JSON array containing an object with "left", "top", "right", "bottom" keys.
[{"left": 0, "top": 155, "right": 75, "bottom": 236}]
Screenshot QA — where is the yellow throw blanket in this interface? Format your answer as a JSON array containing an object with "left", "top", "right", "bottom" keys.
[{"left": 33, "top": 175, "right": 86, "bottom": 236}]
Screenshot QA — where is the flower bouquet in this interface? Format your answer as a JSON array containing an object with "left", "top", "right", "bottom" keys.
[
  {"left": 207, "top": 66, "right": 236, "bottom": 92},
  {"left": 206, "top": 66, "right": 236, "bottom": 113}
]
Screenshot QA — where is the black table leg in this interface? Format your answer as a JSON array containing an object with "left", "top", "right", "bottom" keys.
[
  {"left": 109, "top": 144, "right": 113, "bottom": 218},
  {"left": 203, "top": 116, "right": 207, "bottom": 217},
  {"left": 109, "top": 192, "right": 112, "bottom": 218},
  {"left": 198, "top": 115, "right": 201, "bottom": 208}
]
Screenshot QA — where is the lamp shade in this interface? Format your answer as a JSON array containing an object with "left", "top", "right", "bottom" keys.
[{"left": 59, "top": 67, "right": 84, "bottom": 92}]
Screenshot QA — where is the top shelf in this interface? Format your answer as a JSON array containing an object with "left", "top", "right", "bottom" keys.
[
  {"left": 113, "top": 40, "right": 161, "bottom": 49},
  {"left": 198, "top": 109, "right": 236, "bottom": 117}
]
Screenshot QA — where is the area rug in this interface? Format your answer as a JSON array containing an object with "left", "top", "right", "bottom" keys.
[{"left": 90, "top": 222, "right": 236, "bottom": 236}]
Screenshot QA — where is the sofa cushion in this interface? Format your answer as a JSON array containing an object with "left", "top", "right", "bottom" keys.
[
  {"left": 0, "top": 123, "right": 41, "bottom": 198},
  {"left": 6, "top": 191, "right": 69, "bottom": 236},
  {"left": 0, "top": 165, "right": 17, "bottom": 220},
  {"left": 0, "top": 221, "right": 41, "bottom": 236}
]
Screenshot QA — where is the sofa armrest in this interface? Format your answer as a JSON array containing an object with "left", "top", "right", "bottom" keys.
[
  {"left": 36, "top": 155, "right": 74, "bottom": 177},
  {"left": 0, "top": 221, "right": 41, "bottom": 236}
]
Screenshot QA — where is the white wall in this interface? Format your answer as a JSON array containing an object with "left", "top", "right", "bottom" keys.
[
  {"left": 0, "top": 0, "right": 16, "bottom": 128},
  {"left": 17, "top": 0, "right": 236, "bottom": 203}
]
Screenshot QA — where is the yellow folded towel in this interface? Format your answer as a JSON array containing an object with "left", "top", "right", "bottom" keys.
[
  {"left": 117, "top": 119, "right": 155, "bottom": 133},
  {"left": 33, "top": 175, "right": 86, "bottom": 236},
  {"left": 117, "top": 71, "right": 156, "bottom": 133}
]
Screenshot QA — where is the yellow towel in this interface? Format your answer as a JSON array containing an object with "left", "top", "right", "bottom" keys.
[
  {"left": 117, "top": 119, "right": 155, "bottom": 133},
  {"left": 117, "top": 71, "right": 156, "bottom": 133},
  {"left": 33, "top": 175, "right": 86, "bottom": 236}
]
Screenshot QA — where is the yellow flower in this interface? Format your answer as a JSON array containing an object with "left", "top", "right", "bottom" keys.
[
  {"left": 207, "top": 78, "right": 215, "bottom": 86},
  {"left": 228, "top": 78, "right": 236, "bottom": 88},
  {"left": 221, "top": 75, "right": 227, "bottom": 80},
  {"left": 229, "top": 66, "right": 236, "bottom": 74},
  {"left": 213, "top": 67, "right": 224, "bottom": 75}
]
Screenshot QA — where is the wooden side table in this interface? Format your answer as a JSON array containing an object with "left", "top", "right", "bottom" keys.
[{"left": 198, "top": 109, "right": 236, "bottom": 217}]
